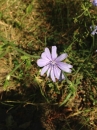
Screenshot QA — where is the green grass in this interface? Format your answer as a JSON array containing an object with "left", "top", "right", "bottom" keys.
[{"left": 0, "top": 0, "right": 97, "bottom": 129}]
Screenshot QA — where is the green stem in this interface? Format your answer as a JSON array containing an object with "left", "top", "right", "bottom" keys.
[
  {"left": 8, "top": 61, "right": 24, "bottom": 77},
  {"left": 93, "top": 35, "right": 95, "bottom": 47},
  {"left": 12, "top": 46, "right": 40, "bottom": 59},
  {"left": 8, "top": 42, "right": 40, "bottom": 59}
]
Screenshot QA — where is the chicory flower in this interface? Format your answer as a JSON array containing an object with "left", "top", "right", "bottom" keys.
[
  {"left": 37, "top": 46, "right": 73, "bottom": 82},
  {"left": 90, "top": 25, "right": 97, "bottom": 35},
  {"left": 92, "top": 0, "right": 97, "bottom": 6}
]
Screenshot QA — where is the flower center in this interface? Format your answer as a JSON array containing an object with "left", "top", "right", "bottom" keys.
[{"left": 50, "top": 60, "right": 56, "bottom": 65}]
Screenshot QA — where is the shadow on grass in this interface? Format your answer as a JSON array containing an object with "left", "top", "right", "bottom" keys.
[
  {"left": 0, "top": 85, "right": 90, "bottom": 130},
  {"left": 0, "top": 86, "right": 45, "bottom": 130},
  {"left": 38, "top": 0, "right": 74, "bottom": 51},
  {"left": 37, "top": 0, "right": 93, "bottom": 51}
]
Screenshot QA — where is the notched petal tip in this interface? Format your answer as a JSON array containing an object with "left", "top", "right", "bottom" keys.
[
  {"left": 57, "top": 62, "right": 73, "bottom": 73},
  {"left": 68, "top": 64, "right": 73, "bottom": 68},
  {"left": 41, "top": 52, "right": 49, "bottom": 60},
  {"left": 45, "top": 47, "right": 52, "bottom": 60}
]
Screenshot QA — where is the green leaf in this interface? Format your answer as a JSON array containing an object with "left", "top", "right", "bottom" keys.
[
  {"left": 59, "top": 92, "right": 72, "bottom": 107},
  {"left": 26, "top": 4, "right": 33, "bottom": 14},
  {"left": 0, "top": 12, "right": 3, "bottom": 19},
  {"left": 21, "top": 55, "right": 29, "bottom": 60},
  {"left": 3, "top": 80, "right": 9, "bottom": 90}
]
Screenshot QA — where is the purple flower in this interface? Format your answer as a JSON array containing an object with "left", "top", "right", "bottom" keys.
[
  {"left": 90, "top": 25, "right": 97, "bottom": 35},
  {"left": 92, "top": 0, "right": 97, "bottom": 6},
  {"left": 37, "top": 46, "right": 73, "bottom": 82}
]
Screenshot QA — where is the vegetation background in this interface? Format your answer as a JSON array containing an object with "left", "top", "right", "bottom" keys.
[{"left": 0, "top": 0, "right": 97, "bottom": 130}]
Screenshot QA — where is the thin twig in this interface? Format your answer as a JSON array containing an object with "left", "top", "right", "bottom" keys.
[{"left": 1, "top": 101, "right": 59, "bottom": 106}]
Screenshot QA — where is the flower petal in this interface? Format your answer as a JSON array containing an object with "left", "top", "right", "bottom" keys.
[
  {"left": 45, "top": 48, "right": 52, "bottom": 60},
  {"left": 55, "top": 53, "right": 68, "bottom": 62},
  {"left": 41, "top": 52, "right": 50, "bottom": 60},
  {"left": 54, "top": 66, "right": 65, "bottom": 81},
  {"left": 41, "top": 64, "right": 49, "bottom": 75},
  {"left": 47, "top": 65, "right": 51, "bottom": 77},
  {"left": 59, "top": 71, "right": 65, "bottom": 81},
  {"left": 50, "top": 66, "right": 56, "bottom": 82},
  {"left": 61, "top": 73, "right": 65, "bottom": 79},
  {"left": 37, "top": 59, "right": 49, "bottom": 67},
  {"left": 51, "top": 46, "right": 57, "bottom": 60},
  {"left": 93, "top": 0, "right": 97, "bottom": 6},
  {"left": 57, "top": 62, "right": 73, "bottom": 73},
  {"left": 53, "top": 66, "right": 61, "bottom": 79}
]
